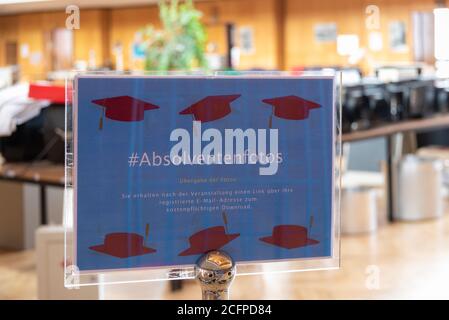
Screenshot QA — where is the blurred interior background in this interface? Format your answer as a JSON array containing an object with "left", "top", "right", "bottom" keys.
[{"left": 1, "top": 0, "right": 449, "bottom": 300}]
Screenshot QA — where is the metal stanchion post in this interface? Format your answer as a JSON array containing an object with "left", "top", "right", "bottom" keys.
[{"left": 195, "top": 250, "right": 235, "bottom": 300}]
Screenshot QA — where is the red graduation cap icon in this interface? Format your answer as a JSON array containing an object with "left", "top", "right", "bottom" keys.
[
  {"left": 89, "top": 232, "right": 156, "bottom": 258},
  {"left": 262, "top": 95, "right": 321, "bottom": 127},
  {"left": 179, "top": 94, "right": 241, "bottom": 122},
  {"left": 259, "top": 225, "right": 319, "bottom": 249},
  {"left": 91, "top": 95, "right": 159, "bottom": 129},
  {"left": 178, "top": 226, "right": 240, "bottom": 256}
]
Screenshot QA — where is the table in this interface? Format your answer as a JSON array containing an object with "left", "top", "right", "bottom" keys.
[
  {"left": 0, "top": 162, "right": 64, "bottom": 225},
  {"left": 342, "top": 113, "right": 449, "bottom": 221},
  {"left": 342, "top": 114, "right": 449, "bottom": 143}
]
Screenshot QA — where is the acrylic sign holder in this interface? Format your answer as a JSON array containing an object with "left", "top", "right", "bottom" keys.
[{"left": 64, "top": 71, "right": 342, "bottom": 300}]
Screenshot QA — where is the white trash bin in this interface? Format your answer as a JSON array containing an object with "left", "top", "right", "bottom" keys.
[
  {"left": 395, "top": 155, "right": 444, "bottom": 221},
  {"left": 341, "top": 186, "right": 379, "bottom": 234}
]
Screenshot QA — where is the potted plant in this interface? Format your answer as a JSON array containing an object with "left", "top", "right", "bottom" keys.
[{"left": 142, "top": 0, "right": 208, "bottom": 71}]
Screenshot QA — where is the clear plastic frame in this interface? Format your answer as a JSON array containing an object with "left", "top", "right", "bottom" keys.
[{"left": 64, "top": 71, "right": 342, "bottom": 287}]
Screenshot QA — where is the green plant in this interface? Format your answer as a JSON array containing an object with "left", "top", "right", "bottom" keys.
[{"left": 142, "top": 0, "right": 208, "bottom": 71}]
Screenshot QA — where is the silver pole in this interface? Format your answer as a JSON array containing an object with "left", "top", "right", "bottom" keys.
[{"left": 195, "top": 250, "right": 236, "bottom": 300}]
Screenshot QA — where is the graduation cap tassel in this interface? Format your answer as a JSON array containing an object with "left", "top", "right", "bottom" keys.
[
  {"left": 222, "top": 211, "right": 229, "bottom": 234},
  {"left": 309, "top": 215, "right": 314, "bottom": 236},
  {"left": 98, "top": 108, "right": 105, "bottom": 130},
  {"left": 145, "top": 223, "right": 150, "bottom": 240},
  {"left": 268, "top": 106, "right": 273, "bottom": 129}
]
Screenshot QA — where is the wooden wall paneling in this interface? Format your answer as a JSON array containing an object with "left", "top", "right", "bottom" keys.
[
  {"left": 17, "top": 11, "right": 66, "bottom": 80},
  {"left": 1, "top": 0, "right": 445, "bottom": 76},
  {"left": 101, "top": 9, "right": 112, "bottom": 68},
  {"left": 285, "top": 0, "right": 437, "bottom": 75},
  {"left": 197, "top": 0, "right": 280, "bottom": 70},
  {"left": 0, "top": 15, "right": 19, "bottom": 67},
  {"left": 40, "top": 11, "right": 67, "bottom": 75},
  {"left": 109, "top": 6, "right": 160, "bottom": 70},
  {"left": 17, "top": 13, "right": 46, "bottom": 81},
  {"left": 73, "top": 9, "right": 110, "bottom": 68},
  {"left": 201, "top": 2, "right": 228, "bottom": 63},
  {"left": 359, "top": 0, "right": 436, "bottom": 73},
  {"left": 285, "top": 0, "right": 364, "bottom": 71},
  {"left": 275, "top": 0, "right": 286, "bottom": 70}
]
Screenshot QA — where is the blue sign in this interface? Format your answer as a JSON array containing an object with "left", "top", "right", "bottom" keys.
[{"left": 73, "top": 75, "right": 335, "bottom": 272}]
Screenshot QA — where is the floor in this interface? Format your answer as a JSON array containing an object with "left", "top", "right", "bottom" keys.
[{"left": 2, "top": 212, "right": 449, "bottom": 299}]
